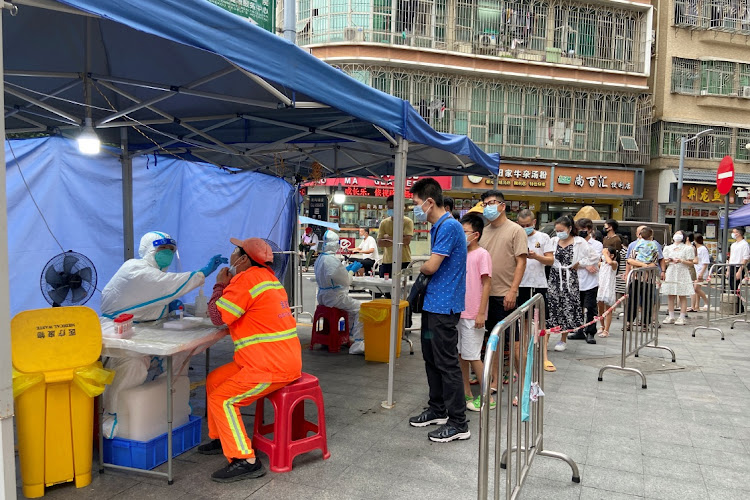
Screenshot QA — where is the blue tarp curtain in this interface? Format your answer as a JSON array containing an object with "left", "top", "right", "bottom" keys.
[
  {"left": 720, "top": 203, "right": 750, "bottom": 229},
  {"left": 6, "top": 137, "right": 298, "bottom": 316}
]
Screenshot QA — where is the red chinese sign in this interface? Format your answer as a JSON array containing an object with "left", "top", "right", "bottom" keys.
[{"left": 304, "top": 176, "right": 452, "bottom": 197}]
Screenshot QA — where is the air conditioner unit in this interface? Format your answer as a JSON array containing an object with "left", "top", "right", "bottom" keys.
[
  {"left": 343, "top": 27, "right": 364, "bottom": 42},
  {"left": 742, "top": 86, "right": 750, "bottom": 98},
  {"left": 476, "top": 33, "right": 498, "bottom": 50}
]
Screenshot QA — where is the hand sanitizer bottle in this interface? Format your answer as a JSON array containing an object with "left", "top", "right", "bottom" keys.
[{"left": 194, "top": 287, "right": 208, "bottom": 317}]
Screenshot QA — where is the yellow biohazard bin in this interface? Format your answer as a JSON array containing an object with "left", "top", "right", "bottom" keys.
[
  {"left": 11, "top": 306, "right": 114, "bottom": 498},
  {"left": 360, "top": 299, "right": 407, "bottom": 362}
]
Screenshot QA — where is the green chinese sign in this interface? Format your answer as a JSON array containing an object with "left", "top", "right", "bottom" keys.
[{"left": 209, "top": 0, "right": 275, "bottom": 33}]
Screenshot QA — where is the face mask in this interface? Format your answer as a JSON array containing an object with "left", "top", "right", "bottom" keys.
[
  {"left": 524, "top": 227, "right": 534, "bottom": 236},
  {"left": 556, "top": 231, "right": 569, "bottom": 240},
  {"left": 483, "top": 205, "right": 500, "bottom": 221},
  {"left": 579, "top": 230, "right": 589, "bottom": 239},
  {"left": 228, "top": 265, "right": 237, "bottom": 276},
  {"left": 154, "top": 249, "right": 174, "bottom": 269},
  {"left": 466, "top": 234, "right": 476, "bottom": 245},
  {"left": 386, "top": 208, "right": 394, "bottom": 217},
  {"left": 413, "top": 201, "right": 430, "bottom": 222},
  {"left": 673, "top": 234, "right": 683, "bottom": 243}
]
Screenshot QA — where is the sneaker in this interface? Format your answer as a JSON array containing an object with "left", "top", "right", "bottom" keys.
[
  {"left": 568, "top": 332, "right": 586, "bottom": 340},
  {"left": 662, "top": 317, "right": 675, "bottom": 324},
  {"left": 427, "top": 423, "right": 471, "bottom": 442},
  {"left": 554, "top": 341, "right": 567, "bottom": 352},
  {"left": 198, "top": 438, "right": 223, "bottom": 455},
  {"left": 211, "top": 458, "right": 266, "bottom": 483},
  {"left": 674, "top": 317, "right": 686, "bottom": 326},
  {"left": 409, "top": 408, "right": 448, "bottom": 427},
  {"left": 467, "top": 395, "right": 496, "bottom": 412}
]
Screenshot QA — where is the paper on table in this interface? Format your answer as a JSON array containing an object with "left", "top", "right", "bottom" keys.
[{"left": 101, "top": 317, "right": 227, "bottom": 358}]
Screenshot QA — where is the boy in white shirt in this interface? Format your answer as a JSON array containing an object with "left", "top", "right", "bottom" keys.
[{"left": 516, "top": 210, "right": 556, "bottom": 372}]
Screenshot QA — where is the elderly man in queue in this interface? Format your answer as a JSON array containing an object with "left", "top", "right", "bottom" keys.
[{"left": 199, "top": 237, "right": 302, "bottom": 483}]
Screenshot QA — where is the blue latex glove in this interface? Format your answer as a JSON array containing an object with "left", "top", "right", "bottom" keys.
[
  {"left": 168, "top": 299, "right": 183, "bottom": 312},
  {"left": 199, "top": 254, "right": 228, "bottom": 277},
  {"left": 346, "top": 261, "right": 363, "bottom": 273}
]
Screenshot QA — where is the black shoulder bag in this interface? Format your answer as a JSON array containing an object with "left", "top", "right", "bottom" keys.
[{"left": 408, "top": 216, "right": 449, "bottom": 313}]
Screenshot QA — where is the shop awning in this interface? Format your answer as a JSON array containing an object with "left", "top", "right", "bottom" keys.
[{"left": 671, "top": 168, "right": 750, "bottom": 187}]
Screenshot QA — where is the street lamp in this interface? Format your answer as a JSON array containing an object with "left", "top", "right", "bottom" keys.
[{"left": 675, "top": 128, "right": 713, "bottom": 231}]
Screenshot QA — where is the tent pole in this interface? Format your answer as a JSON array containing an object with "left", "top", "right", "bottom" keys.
[
  {"left": 383, "top": 135, "right": 408, "bottom": 409},
  {"left": 283, "top": 0, "right": 296, "bottom": 43},
  {"left": 0, "top": 10, "right": 19, "bottom": 499},
  {"left": 120, "top": 128, "right": 134, "bottom": 260}
]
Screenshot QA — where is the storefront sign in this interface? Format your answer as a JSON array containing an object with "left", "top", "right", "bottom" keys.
[
  {"left": 681, "top": 184, "right": 726, "bottom": 204},
  {"left": 462, "top": 165, "right": 552, "bottom": 191},
  {"left": 209, "top": 0, "right": 275, "bottom": 33},
  {"left": 553, "top": 167, "right": 635, "bottom": 196},
  {"left": 308, "top": 195, "right": 328, "bottom": 239},
  {"left": 304, "top": 176, "right": 452, "bottom": 199}
]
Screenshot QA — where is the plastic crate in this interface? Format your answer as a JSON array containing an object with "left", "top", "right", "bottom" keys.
[{"left": 102, "top": 415, "right": 201, "bottom": 470}]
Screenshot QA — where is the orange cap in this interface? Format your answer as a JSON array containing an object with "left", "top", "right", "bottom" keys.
[{"left": 230, "top": 237, "right": 273, "bottom": 269}]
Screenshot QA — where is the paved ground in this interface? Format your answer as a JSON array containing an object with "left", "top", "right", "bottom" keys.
[{"left": 16, "top": 277, "right": 750, "bottom": 499}]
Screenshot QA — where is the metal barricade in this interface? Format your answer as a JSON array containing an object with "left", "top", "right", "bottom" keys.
[
  {"left": 478, "top": 294, "right": 580, "bottom": 500},
  {"left": 598, "top": 267, "right": 676, "bottom": 389},
  {"left": 692, "top": 262, "right": 750, "bottom": 340}
]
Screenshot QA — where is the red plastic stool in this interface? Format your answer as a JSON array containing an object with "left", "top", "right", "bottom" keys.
[
  {"left": 252, "top": 373, "right": 330, "bottom": 472},
  {"left": 310, "top": 305, "right": 350, "bottom": 353}
]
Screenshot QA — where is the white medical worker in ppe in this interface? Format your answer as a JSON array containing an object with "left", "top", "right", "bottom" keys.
[
  {"left": 314, "top": 230, "right": 364, "bottom": 354},
  {"left": 100, "top": 231, "right": 227, "bottom": 436}
]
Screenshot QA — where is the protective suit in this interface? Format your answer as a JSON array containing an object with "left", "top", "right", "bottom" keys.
[
  {"left": 100, "top": 231, "right": 227, "bottom": 437},
  {"left": 101, "top": 231, "right": 210, "bottom": 321},
  {"left": 314, "top": 230, "right": 364, "bottom": 354}
]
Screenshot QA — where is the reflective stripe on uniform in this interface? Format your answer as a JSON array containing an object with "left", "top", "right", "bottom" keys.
[
  {"left": 216, "top": 296, "right": 245, "bottom": 318},
  {"left": 248, "top": 280, "right": 284, "bottom": 298},
  {"left": 233, "top": 328, "right": 298, "bottom": 351},
  {"left": 223, "top": 382, "right": 270, "bottom": 455}
]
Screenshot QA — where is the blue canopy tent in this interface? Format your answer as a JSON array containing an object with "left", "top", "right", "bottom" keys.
[
  {"left": 720, "top": 203, "right": 750, "bottom": 228},
  {"left": 0, "top": 0, "right": 502, "bottom": 473}
]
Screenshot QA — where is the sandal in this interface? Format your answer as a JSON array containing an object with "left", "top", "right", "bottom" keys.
[
  {"left": 544, "top": 360, "right": 556, "bottom": 372},
  {"left": 686, "top": 308, "right": 696, "bottom": 313},
  {"left": 598, "top": 330, "right": 610, "bottom": 338},
  {"left": 512, "top": 396, "right": 519, "bottom": 407}
]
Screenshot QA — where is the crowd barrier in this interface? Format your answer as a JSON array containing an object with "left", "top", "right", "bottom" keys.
[
  {"left": 598, "top": 266, "right": 675, "bottom": 389},
  {"left": 478, "top": 294, "right": 580, "bottom": 500},
  {"left": 692, "top": 262, "right": 750, "bottom": 340}
]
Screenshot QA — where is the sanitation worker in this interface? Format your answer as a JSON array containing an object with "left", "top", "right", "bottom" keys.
[{"left": 199, "top": 237, "right": 302, "bottom": 482}]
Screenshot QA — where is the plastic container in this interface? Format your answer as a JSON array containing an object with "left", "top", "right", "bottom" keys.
[
  {"left": 360, "top": 299, "right": 407, "bottom": 362},
  {"left": 113, "top": 313, "right": 134, "bottom": 339},
  {"left": 194, "top": 287, "right": 208, "bottom": 317},
  {"left": 102, "top": 416, "right": 202, "bottom": 470},
  {"left": 11, "top": 306, "right": 106, "bottom": 498},
  {"left": 115, "top": 375, "right": 191, "bottom": 441}
]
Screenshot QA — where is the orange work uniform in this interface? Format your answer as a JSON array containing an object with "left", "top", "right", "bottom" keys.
[{"left": 207, "top": 266, "right": 302, "bottom": 461}]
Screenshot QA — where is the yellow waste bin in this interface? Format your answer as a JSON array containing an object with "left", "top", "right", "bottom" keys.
[
  {"left": 360, "top": 299, "right": 408, "bottom": 362},
  {"left": 11, "top": 306, "right": 114, "bottom": 498}
]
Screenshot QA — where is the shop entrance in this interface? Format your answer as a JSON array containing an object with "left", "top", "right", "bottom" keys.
[{"left": 538, "top": 203, "right": 612, "bottom": 224}]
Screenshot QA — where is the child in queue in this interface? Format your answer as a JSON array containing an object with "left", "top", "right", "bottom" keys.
[
  {"left": 596, "top": 246, "right": 619, "bottom": 337},
  {"left": 459, "top": 214, "right": 495, "bottom": 412}
]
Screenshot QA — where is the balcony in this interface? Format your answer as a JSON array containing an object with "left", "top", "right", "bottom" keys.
[{"left": 296, "top": 0, "right": 650, "bottom": 74}]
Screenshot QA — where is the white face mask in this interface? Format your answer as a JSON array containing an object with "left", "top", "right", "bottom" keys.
[{"left": 673, "top": 233, "right": 684, "bottom": 243}]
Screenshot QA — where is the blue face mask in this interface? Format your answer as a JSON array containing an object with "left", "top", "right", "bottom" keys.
[
  {"left": 387, "top": 208, "right": 394, "bottom": 217},
  {"left": 556, "top": 231, "right": 569, "bottom": 240},
  {"left": 154, "top": 249, "right": 174, "bottom": 269},
  {"left": 413, "top": 201, "right": 430, "bottom": 222},
  {"left": 483, "top": 205, "right": 500, "bottom": 221},
  {"left": 524, "top": 227, "right": 534, "bottom": 236},
  {"left": 466, "top": 234, "right": 475, "bottom": 245}
]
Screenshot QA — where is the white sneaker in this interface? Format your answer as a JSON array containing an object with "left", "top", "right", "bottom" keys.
[
  {"left": 674, "top": 317, "right": 686, "bottom": 326},
  {"left": 662, "top": 317, "right": 675, "bottom": 324},
  {"left": 554, "top": 341, "right": 567, "bottom": 352},
  {"left": 700, "top": 305, "right": 708, "bottom": 311}
]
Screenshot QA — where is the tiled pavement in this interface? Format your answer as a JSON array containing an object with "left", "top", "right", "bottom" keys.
[{"left": 16, "top": 303, "right": 750, "bottom": 499}]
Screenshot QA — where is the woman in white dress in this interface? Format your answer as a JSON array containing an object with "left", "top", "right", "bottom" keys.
[
  {"left": 596, "top": 246, "right": 619, "bottom": 337},
  {"left": 662, "top": 231, "right": 697, "bottom": 325}
]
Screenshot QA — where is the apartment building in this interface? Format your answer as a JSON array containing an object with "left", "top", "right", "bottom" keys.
[
  {"left": 291, "top": 0, "right": 655, "bottom": 224},
  {"left": 649, "top": 0, "right": 750, "bottom": 246}
]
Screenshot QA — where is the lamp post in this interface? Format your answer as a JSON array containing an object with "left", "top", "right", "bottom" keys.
[{"left": 675, "top": 128, "right": 713, "bottom": 231}]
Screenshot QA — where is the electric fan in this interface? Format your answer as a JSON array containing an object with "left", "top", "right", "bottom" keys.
[
  {"left": 263, "top": 239, "right": 289, "bottom": 279},
  {"left": 40, "top": 251, "right": 98, "bottom": 307}
]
